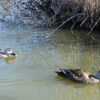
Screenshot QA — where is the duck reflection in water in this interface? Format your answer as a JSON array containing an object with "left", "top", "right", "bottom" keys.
[{"left": 5, "top": 56, "right": 17, "bottom": 64}]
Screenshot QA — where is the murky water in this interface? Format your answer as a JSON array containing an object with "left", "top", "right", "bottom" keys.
[{"left": 0, "top": 25, "right": 100, "bottom": 100}]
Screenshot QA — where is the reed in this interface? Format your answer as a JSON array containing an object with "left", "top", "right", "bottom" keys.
[{"left": 45, "top": 0, "right": 100, "bottom": 32}]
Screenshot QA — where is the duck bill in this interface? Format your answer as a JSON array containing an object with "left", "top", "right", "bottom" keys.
[{"left": 11, "top": 52, "right": 17, "bottom": 56}]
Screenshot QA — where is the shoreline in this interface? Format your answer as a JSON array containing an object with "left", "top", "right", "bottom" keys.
[{"left": 0, "top": 0, "right": 100, "bottom": 33}]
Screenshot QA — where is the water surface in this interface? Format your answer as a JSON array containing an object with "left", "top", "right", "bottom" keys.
[{"left": 0, "top": 25, "right": 100, "bottom": 100}]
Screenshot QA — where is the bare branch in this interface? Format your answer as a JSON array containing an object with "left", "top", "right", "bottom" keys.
[
  {"left": 88, "top": 17, "right": 100, "bottom": 35},
  {"left": 80, "top": 16, "right": 89, "bottom": 27}
]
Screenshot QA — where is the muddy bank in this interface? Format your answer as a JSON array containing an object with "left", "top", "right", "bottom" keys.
[{"left": 0, "top": 0, "right": 100, "bottom": 31}]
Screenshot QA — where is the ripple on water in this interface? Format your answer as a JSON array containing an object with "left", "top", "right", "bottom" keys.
[{"left": 0, "top": 27, "right": 100, "bottom": 100}]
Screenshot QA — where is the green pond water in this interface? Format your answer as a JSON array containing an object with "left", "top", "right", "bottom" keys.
[{"left": 0, "top": 26, "right": 100, "bottom": 100}]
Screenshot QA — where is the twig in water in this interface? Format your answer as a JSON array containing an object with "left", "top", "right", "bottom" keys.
[
  {"left": 46, "top": 13, "right": 85, "bottom": 38},
  {"left": 88, "top": 17, "right": 100, "bottom": 35}
]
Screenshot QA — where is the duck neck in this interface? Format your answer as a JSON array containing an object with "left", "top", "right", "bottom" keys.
[{"left": 89, "top": 75, "right": 100, "bottom": 80}]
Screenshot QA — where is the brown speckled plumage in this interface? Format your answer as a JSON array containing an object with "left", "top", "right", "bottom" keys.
[{"left": 55, "top": 69, "right": 100, "bottom": 83}]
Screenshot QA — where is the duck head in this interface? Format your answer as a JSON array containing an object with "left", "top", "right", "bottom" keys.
[
  {"left": 96, "top": 71, "right": 100, "bottom": 80},
  {"left": 4, "top": 48, "right": 17, "bottom": 57}
]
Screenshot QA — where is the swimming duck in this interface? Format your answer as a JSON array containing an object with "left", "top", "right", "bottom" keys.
[
  {"left": 55, "top": 69, "right": 100, "bottom": 83},
  {"left": 0, "top": 48, "right": 17, "bottom": 59}
]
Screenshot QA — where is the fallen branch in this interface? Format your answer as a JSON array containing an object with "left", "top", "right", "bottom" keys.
[{"left": 46, "top": 13, "right": 85, "bottom": 38}]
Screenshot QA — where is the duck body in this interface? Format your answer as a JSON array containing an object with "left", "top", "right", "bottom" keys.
[
  {"left": 0, "top": 48, "right": 17, "bottom": 59},
  {"left": 0, "top": 53, "right": 8, "bottom": 58},
  {"left": 55, "top": 69, "right": 100, "bottom": 83}
]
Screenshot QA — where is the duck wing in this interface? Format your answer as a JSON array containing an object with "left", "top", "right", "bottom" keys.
[{"left": 55, "top": 69, "right": 90, "bottom": 82}]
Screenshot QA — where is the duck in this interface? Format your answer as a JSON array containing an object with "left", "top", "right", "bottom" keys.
[
  {"left": 55, "top": 69, "right": 100, "bottom": 83},
  {"left": 0, "top": 48, "right": 17, "bottom": 59}
]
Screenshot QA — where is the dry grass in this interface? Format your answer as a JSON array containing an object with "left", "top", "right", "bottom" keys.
[
  {"left": 0, "top": 0, "right": 100, "bottom": 31},
  {"left": 49, "top": 0, "right": 100, "bottom": 32}
]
